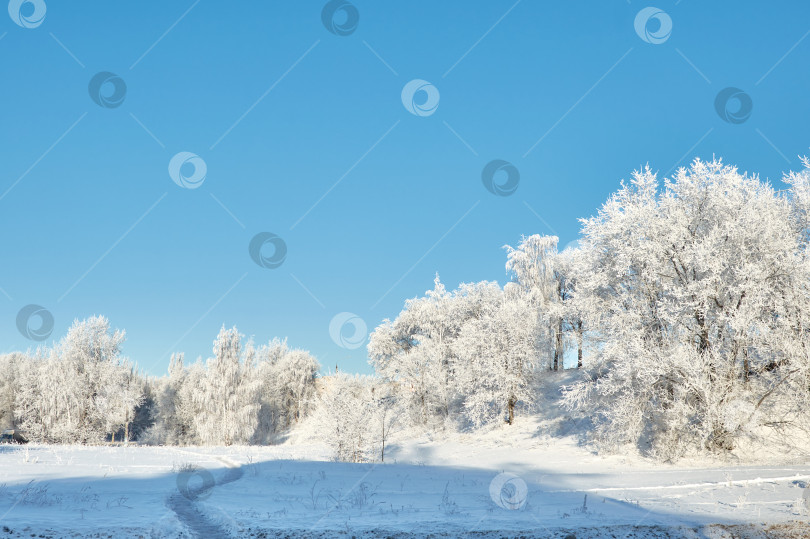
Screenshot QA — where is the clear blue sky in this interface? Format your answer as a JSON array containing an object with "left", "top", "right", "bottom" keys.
[{"left": 2, "top": 1, "right": 809, "bottom": 375}]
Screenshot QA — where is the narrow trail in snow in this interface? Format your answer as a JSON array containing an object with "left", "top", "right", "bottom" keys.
[{"left": 166, "top": 455, "right": 245, "bottom": 538}]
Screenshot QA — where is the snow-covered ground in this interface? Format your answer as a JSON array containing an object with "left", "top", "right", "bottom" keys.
[{"left": 1, "top": 418, "right": 808, "bottom": 538}]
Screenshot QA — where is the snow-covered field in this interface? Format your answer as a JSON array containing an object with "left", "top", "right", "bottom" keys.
[{"left": 1, "top": 419, "right": 808, "bottom": 538}]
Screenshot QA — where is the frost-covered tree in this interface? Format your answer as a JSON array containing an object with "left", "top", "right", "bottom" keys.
[
  {"left": 311, "top": 374, "right": 398, "bottom": 462},
  {"left": 554, "top": 246, "right": 585, "bottom": 368},
  {"left": 368, "top": 275, "right": 464, "bottom": 426},
  {"left": 141, "top": 353, "right": 195, "bottom": 445},
  {"left": 252, "top": 339, "right": 287, "bottom": 443},
  {"left": 143, "top": 332, "right": 319, "bottom": 446},
  {"left": 250, "top": 338, "right": 320, "bottom": 443},
  {"left": 103, "top": 365, "right": 146, "bottom": 442},
  {"left": 454, "top": 283, "right": 543, "bottom": 426},
  {"left": 175, "top": 359, "right": 206, "bottom": 445},
  {"left": 0, "top": 353, "right": 26, "bottom": 430},
  {"left": 564, "top": 159, "right": 810, "bottom": 458},
  {"left": 370, "top": 381, "right": 402, "bottom": 462},
  {"left": 192, "top": 326, "right": 261, "bottom": 445},
  {"left": 15, "top": 316, "right": 142, "bottom": 444},
  {"left": 369, "top": 276, "right": 547, "bottom": 429},
  {"left": 505, "top": 234, "right": 579, "bottom": 370},
  {"left": 273, "top": 348, "right": 320, "bottom": 427}
]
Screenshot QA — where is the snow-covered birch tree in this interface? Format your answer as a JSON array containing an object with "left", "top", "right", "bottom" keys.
[
  {"left": 15, "top": 316, "right": 142, "bottom": 444},
  {"left": 192, "top": 326, "right": 261, "bottom": 445}
]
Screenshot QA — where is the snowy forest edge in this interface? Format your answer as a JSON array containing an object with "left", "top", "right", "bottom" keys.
[{"left": 3, "top": 157, "right": 810, "bottom": 464}]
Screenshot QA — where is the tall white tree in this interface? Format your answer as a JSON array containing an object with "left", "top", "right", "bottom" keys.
[
  {"left": 273, "top": 348, "right": 320, "bottom": 427},
  {"left": 251, "top": 338, "right": 320, "bottom": 443},
  {"left": 454, "top": 283, "right": 543, "bottom": 426},
  {"left": 564, "top": 159, "right": 810, "bottom": 458},
  {"left": 368, "top": 275, "right": 464, "bottom": 426},
  {"left": 147, "top": 352, "right": 196, "bottom": 445},
  {"left": 15, "top": 316, "right": 142, "bottom": 444},
  {"left": 505, "top": 234, "right": 577, "bottom": 370},
  {"left": 0, "top": 353, "right": 26, "bottom": 430},
  {"left": 192, "top": 326, "right": 261, "bottom": 445}
]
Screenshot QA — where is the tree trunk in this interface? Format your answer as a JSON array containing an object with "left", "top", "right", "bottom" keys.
[
  {"left": 553, "top": 317, "right": 564, "bottom": 371},
  {"left": 381, "top": 417, "right": 386, "bottom": 463},
  {"left": 695, "top": 311, "right": 710, "bottom": 353},
  {"left": 507, "top": 397, "right": 515, "bottom": 425},
  {"left": 742, "top": 347, "right": 750, "bottom": 383}
]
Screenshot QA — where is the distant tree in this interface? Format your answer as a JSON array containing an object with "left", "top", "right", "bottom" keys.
[
  {"left": 0, "top": 353, "right": 26, "bottom": 430},
  {"left": 505, "top": 234, "right": 577, "bottom": 371},
  {"left": 273, "top": 348, "right": 320, "bottom": 427},
  {"left": 312, "top": 374, "right": 395, "bottom": 462},
  {"left": 192, "top": 326, "right": 261, "bottom": 445},
  {"left": 15, "top": 316, "right": 142, "bottom": 444},
  {"left": 371, "top": 382, "right": 401, "bottom": 463},
  {"left": 103, "top": 365, "right": 146, "bottom": 442},
  {"left": 251, "top": 338, "right": 320, "bottom": 443},
  {"left": 175, "top": 359, "right": 206, "bottom": 445}
]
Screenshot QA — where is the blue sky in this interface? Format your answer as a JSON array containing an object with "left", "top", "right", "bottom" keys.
[{"left": 2, "top": 1, "right": 809, "bottom": 375}]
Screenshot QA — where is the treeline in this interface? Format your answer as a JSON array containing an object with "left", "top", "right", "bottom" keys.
[
  {"left": 0, "top": 319, "right": 319, "bottom": 446},
  {"left": 2, "top": 159, "right": 810, "bottom": 462}
]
